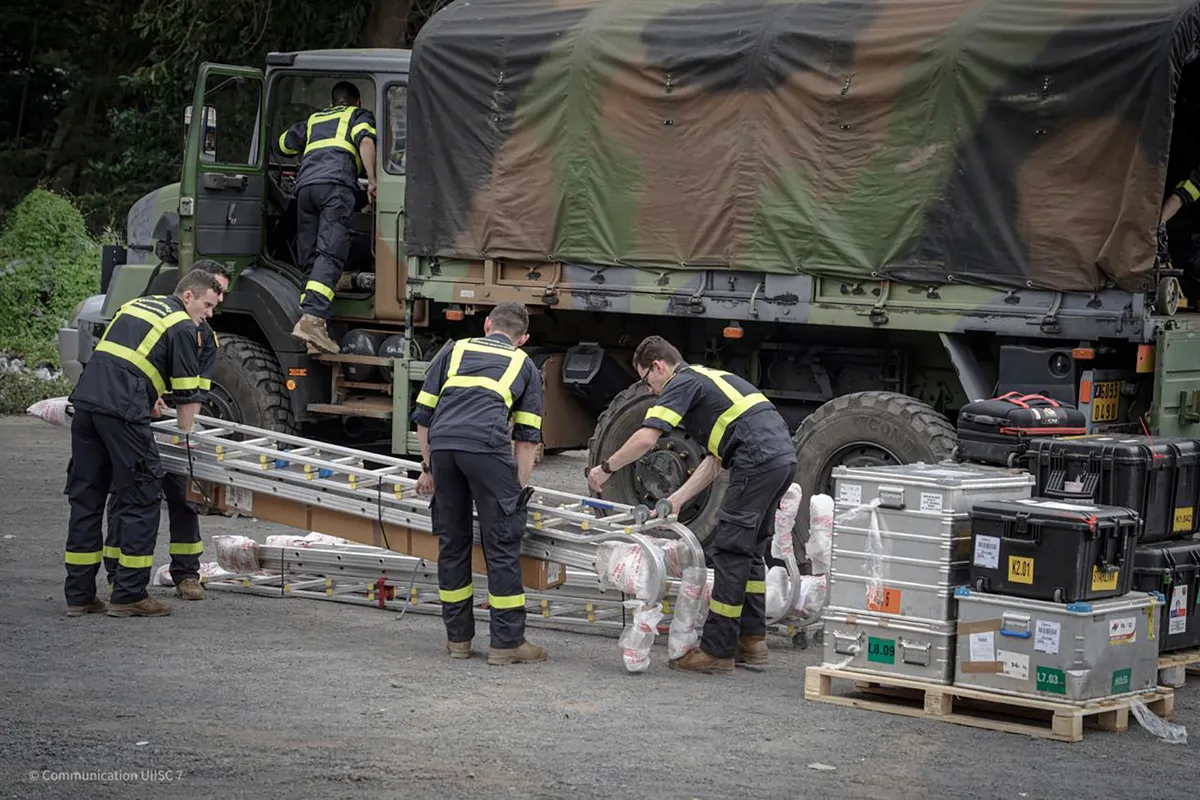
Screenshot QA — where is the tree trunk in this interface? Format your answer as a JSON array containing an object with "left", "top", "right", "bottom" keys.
[{"left": 362, "top": 0, "right": 414, "bottom": 48}]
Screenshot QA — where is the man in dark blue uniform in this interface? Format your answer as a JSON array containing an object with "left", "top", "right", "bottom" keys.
[
  {"left": 277, "top": 81, "right": 377, "bottom": 354},
  {"left": 587, "top": 336, "right": 797, "bottom": 675},
  {"left": 411, "top": 302, "right": 546, "bottom": 665},
  {"left": 102, "top": 259, "right": 231, "bottom": 602},
  {"left": 64, "top": 270, "right": 221, "bottom": 618}
]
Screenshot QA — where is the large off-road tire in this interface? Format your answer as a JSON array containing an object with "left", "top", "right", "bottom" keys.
[
  {"left": 587, "top": 381, "right": 728, "bottom": 551},
  {"left": 790, "top": 391, "right": 957, "bottom": 556},
  {"left": 203, "top": 334, "right": 297, "bottom": 434}
]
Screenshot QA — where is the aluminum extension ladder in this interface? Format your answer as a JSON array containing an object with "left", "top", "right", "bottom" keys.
[{"left": 150, "top": 413, "right": 803, "bottom": 649}]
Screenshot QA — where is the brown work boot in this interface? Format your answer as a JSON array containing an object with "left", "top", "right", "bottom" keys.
[
  {"left": 335, "top": 272, "right": 355, "bottom": 292},
  {"left": 106, "top": 596, "right": 172, "bottom": 617},
  {"left": 735, "top": 634, "right": 769, "bottom": 666},
  {"left": 175, "top": 578, "right": 205, "bottom": 601},
  {"left": 669, "top": 647, "right": 735, "bottom": 675},
  {"left": 488, "top": 641, "right": 547, "bottom": 666},
  {"left": 447, "top": 639, "right": 473, "bottom": 660},
  {"left": 66, "top": 597, "right": 106, "bottom": 617},
  {"left": 291, "top": 314, "right": 339, "bottom": 354}
]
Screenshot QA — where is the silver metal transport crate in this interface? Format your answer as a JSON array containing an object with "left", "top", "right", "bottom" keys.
[
  {"left": 830, "top": 462, "right": 1035, "bottom": 622},
  {"left": 953, "top": 586, "right": 1165, "bottom": 704},
  {"left": 821, "top": 605, "right": 957, "bottom": 684}
]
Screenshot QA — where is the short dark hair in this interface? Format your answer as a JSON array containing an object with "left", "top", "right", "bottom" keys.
[
  {"left": 190, "top": 259, "right": 233, "bottom": 286},
  {"left": 332, "top": 81, "right": 360, "bottom": 106},
  {"left": 174, "top": 269, "right": 222, "bottom": 299},
  {"left": 632, "top": 335, "right": 683, "bottom": 371},
  {"left": 488, "top": 302, "right": 529, "bottom": 338}
]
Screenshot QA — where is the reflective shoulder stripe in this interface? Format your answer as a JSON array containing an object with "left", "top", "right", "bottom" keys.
[
  {"left": 351, "top": 121, "right": 376, "bottom": 138},
  {"left": 645, "top": 405, "right": 682, "bottom": 427},
  {"left": 688, "top": 365, "right": 770, "bottom": 456},
  {"left": 442, "top": 339, "right": 528, "bottom": 408}
]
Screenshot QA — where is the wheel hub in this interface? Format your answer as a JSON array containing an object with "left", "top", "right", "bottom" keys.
[{"left": 629, "top": 431, "right": 711, "bottom": 523}]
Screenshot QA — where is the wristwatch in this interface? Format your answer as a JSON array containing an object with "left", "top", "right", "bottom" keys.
[
  {"left": 600, "top": 459, "right": 614, "bottom": 474},
  {"left": 421, "top": 461, "right": 431, "bottom": 473}
]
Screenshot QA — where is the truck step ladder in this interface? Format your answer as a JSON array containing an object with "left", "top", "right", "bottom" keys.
[{"left": 151, "top": 413, "right": 803, "bottom": 664}]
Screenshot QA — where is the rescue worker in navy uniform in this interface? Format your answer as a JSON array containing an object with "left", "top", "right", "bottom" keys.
[
  {"left": 101, "top": 259, "right": 231, "bottom": 601},
  {"left": 587, "top": 335, "right": 797, "bottom": 675},
  {"left": 63, "top": 270, "right": 221, "bottom": 618},
  {"left": 411, "top": 302, "right": 546, "bottom": 665},
  {"left": 277, "top": 81, "right": 377, "bottom": 355}
]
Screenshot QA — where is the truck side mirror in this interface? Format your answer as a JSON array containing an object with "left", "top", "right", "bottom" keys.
[{"left": 183, "top": 104, "right": 219, "bottom": 163}]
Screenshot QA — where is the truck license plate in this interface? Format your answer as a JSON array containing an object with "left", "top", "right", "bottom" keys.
[{"left": 1091, "top": 381, "right": 1120, "bottom": 422}]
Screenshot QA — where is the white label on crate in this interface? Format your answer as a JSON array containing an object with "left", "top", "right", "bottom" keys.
[
  {"left": 1015, "top": 498, "right": 1101, "bottom": 513},
  {"left": 229, "top": 486, "right": 253, "bottom": 514},
  {"left": 1109, "top": 617, "right": 1137, "bottom": 645},
  {"left": 973, "top": 535, "right": 1000, "bottom": 570},
  {"left": 1169, "top": 586, "right": 1189, "bottom": 636},
  {"left": 969, "top": 631, "right": 995, "bottom": 662},
  {"left": 919, "top": 492, "right": 944, "bottom": 514},
  {"left": 997, "top": 649, "right": 1029, "bottom": 681},
  {"left": 839, "top": 483, "right": 862, "bottom": 504},
  {"left": 1034, "top": 620, "right": 1060, "bottom": 655},
  {"left": 459, "top": 289, "right": 475, "bottom": 298}
]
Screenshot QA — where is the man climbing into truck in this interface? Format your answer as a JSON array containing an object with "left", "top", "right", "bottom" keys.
[{"left": 276, "top": 80, "right": 377, "bottom": 355}]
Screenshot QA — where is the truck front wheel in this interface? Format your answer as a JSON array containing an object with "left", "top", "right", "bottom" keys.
[
  {"left": 790, "top": 391, "right": 957, "bottom": 556},
  {"left": 203, "top": 334, "right": 297, "bottom": 434},
  {"left": 587, "top": 381, "right": 727, "bottom": 551}
]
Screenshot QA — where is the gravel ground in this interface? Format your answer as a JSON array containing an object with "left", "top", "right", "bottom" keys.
[{"left": 1, "top": 416, "right": 1197, "bottom": 799}]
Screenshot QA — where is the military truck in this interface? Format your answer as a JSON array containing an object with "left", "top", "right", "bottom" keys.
[{"left": 57, "top": 0, "right": 1200, "bottom": 552}]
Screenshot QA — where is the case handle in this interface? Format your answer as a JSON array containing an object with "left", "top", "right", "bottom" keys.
[
  {"left": 877, "top": 485, "right": 906, "bottom": 510},
  {"left": 1003, "top": 513, "right": 1041, "bottom": 543},
  {"left": 1000, "top": 612, "right": 1032, "bottom": 638}
]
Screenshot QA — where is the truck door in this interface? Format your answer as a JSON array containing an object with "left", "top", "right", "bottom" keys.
[{"left": 179, "top": 63, "right": 267, "bottom": 271}]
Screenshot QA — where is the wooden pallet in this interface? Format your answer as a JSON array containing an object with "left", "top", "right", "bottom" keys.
[
  {"left": 1158, "top": 648, "right": 1200, "bottom": 688},
  {"left": 804, "top": 665, "right": 1175, "bottom": 743}
]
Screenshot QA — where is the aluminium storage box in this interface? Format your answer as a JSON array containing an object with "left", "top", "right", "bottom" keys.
[
  {"left": 956, "top": 392, "right": 1087, "bottom": 468},
  {"left": 830, "top": 462, "right": 1035, "bottom": 623},
  {"left": 821, "top": 605, "right": 957, "bottom": 684},
  {"left": 968, "top": 498, "right": 1140, "bottom": 603},
  {"left": 1026, "top": 434, "right": 1200, "bottom": 544},
  {"left": 953, "top": 587, "right": 1163, "bottom": 703},
  {"left": 1131, "top": 536, "right": 1200, "bottom": 653}
]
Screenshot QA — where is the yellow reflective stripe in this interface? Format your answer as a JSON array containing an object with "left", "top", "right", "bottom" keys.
[
  {"left": 278, "top": 130, "right": 299, "bottom": 155},
  {"left": 417, "top": 391, "right": 440, "bottom": 409},
  {"left": 709, "top": 598, "right": 743, "bottom": 618},
  {"left": 65, "top": 550, "right": 103, "bottom": 565},
  {"left": 96, "top": 304, "right": 195, "bottom": 397},
  {"left": 442, "top": 338, "right": 528, "bottom": 408},
  {"left": 304, "top": 280, "right": 335, "bottom": 301},
  {"left": 212, "top": 331, "right": 220, "bottom": 347},
  {"left": 439, "top": 584, "right": 474, "bottom": 604},
  {"left": 513, "top": 411, "right": 541, "bottom": 429},
  {"left": 103, "top": 546, "right": 121, "bottom": 560},
  {"left": 645, "top": 405, "right": 682, "bottom": 427},
  {"left": 1179, "top": 180, "right": 1200, "bottom": 202},
  {"left": 305, "top": 107, "right": 361, "bottom": 171},
  {"left": 118, "top": 553, "right": 155, "bottom": 569},
  {"left": 169, "top": 542, "right": 204, "bottom": 556},
  {"left": 488, "top": 592, "right": 526, "bottom": 610},
  {"left": 95, "top": 341, "right": 167, "bottom": 396},
  {"left": 351, "top": 122, "right": 376, "bottom": 138},
  {"left": 745, "top": 580, "right": 767, "bottom": 594},
  {"left": 171, "top": 376, "right": 202, "bottom": 390},
  {"left": 198, "top": 377, "right": 212, "bottom": 390},
  {"left": 690, "top": 365, "right": 770, "bottom": 456}
]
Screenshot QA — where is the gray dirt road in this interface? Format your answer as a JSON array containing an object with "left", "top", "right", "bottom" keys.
[{"left": 1, "top": 416, "right": 1196, "bottom": 799}]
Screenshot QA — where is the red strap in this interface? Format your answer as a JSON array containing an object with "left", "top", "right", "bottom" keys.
[
  {"left": 999, "top": 426, "right": 1088, "bottom": 435},
  {"left": 992, "top": 391, "right": 1061, "bottom": 409}
]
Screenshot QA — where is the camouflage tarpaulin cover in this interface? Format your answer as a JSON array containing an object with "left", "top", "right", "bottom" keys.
[{"left": 405, "top": 0, "right": 1200, "bottom": 292}]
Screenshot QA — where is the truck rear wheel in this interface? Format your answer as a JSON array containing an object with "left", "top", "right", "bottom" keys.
[
  {"left": 203, "top": 334, "right": 297, "bottom": 434},
  {"left": 587, "top": 381, "right": 728, "bottom": 550},
  {"left": 790, "top": 391, "right": 957, "bottom": 557}
]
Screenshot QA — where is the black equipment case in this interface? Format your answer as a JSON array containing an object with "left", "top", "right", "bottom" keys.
[
  {"left": 1131, "top": 537, "right": 1200, "bottom": 653},
  {"left": 968, "top": 498, "right": 1141, "bottom": 603},
  {"left": 1026, "top": 435, "right": 1200, "bottom": 544},
  {"left": 956, "top": 392, "right": 1087, "bottom": 467}
]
